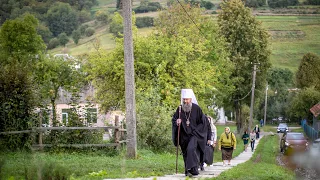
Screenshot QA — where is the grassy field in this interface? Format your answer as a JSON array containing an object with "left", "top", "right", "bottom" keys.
[
  {"left": 50, "top": 14, "right": 320, "bottom": 73},
  {"left": 0, "top": 126, "right": 296, "bottom": 179},
  {"left": 0, "top": 125, "right": 247, "bottom": 179},
  {"left": 257, "top": 16, "right": 320, "bottom": 72}
]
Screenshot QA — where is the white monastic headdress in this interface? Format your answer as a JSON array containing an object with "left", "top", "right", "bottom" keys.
[{"left": 181, "top": 89, "right": 198, "bottom": 105}]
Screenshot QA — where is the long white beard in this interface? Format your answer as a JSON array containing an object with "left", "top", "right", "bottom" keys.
[{"left": 182, "top": 103, "right": 192, "bottom": 112}]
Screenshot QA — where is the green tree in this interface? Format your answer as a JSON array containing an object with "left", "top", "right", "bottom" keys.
[
  {"left": 288, "top": 87, "right": 320, "bottom": 123},
  {"left": 0, "top": 13, "right": 45, "bottom": 62},
  {"left": 58, "top": 32, "right": 69, "bottom": 46},
  {"left": 72, "top": 29, "right": 81, "bottom": 44},
  {"left": 35, "top": 55, "right": 84, "bottom": 126},
  {"left": 37, "top": 23, "right": 53, "bottom": 44},
  {"left": 48, "top": 37, "right": 60, "bottom": 49},
  {"left": 260, "top": 67, "right": 293, "bottom": 121},
  {"left": 0, "top": 63, "right": 36, "bottom": 150},
  {"left": 95, "top": 10, "right": 110, "bottom": 24},
  {"left": 109, "top": 12, "right": 124, "bottom": 37},
  {"left": 296, "top": 53, "right": 320, "bottom": 90},
  {"left": 218, "top": 0, "right": 271, "bottom": 132},
  {"left": 46, "top": 2, "right": 79, "bottom": 36},
  {"left": 87, "top": 4, "right": 231, "bottom": 114}
]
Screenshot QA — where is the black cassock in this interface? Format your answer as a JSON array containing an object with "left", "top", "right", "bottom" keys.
[{"left": 172, "top": 103, "right": 208, "bottom": 171}]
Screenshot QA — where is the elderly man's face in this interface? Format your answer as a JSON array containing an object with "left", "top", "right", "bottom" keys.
[
  {"left": 225, "top": 128, "right": 230, "bottom": 133},
  {"left": 183, "top": 98, "right": 192, "bottom": 105}
]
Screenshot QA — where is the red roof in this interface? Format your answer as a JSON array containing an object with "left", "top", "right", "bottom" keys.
[{"left": 310, "top": 103, "right": 320, "bottom": 117}]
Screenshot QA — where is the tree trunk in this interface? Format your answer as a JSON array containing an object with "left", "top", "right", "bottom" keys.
[{"left": 123, "top": 0, "right": 137, "bottom": 159}]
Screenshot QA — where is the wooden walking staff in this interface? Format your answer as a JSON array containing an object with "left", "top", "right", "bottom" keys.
[{"left": 176, "top": 105, "right": 181, "bottom": 174}]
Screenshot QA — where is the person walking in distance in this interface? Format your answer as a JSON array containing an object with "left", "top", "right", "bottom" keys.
[
  {"left": 254, "top": 125, "right": 260, "bottom": 139},
  {"left": 250, "top": 130, "right": 256, "bottom": 152},
  {"left": 218, "top": 127, "right": 237, "bottom": 166},
  {"left": 242, "top": 130, "right": 249, "bottom": 152},
  {"left": 172, "top": 89, "right": 207, "bottom": 177}
]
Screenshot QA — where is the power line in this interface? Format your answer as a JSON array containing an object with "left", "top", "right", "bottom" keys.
[
  {"left": 233, "top": 88, "right": 252, "bottom": 102},
  {"left": 175, "top": 0, "right": 206, "bottom": 37}
]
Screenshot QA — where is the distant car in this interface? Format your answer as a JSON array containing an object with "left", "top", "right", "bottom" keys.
[
  {"left": 280, "top": 132, "right": 309, "bottom": 155},
  {"left": 277, "top": 123, "right": 289, "bottom": 133}
]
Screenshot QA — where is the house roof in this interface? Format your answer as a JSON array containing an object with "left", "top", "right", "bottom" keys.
[{"left": 310, "top": 103, "right": 320, "bottom": 117}]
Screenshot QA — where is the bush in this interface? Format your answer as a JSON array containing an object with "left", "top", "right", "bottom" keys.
[
  {"left": 201, "top": 1, "right": 215, "bottom": 9},
  {"left": 136, "top": 17, "right": 154, "bottom": 28},
  {"left": 85, "top": 27, "right": 95, "bottom": 37},
  {"left": 0, "top": 64, "right": 36, "bottom": 151},
  {"left": 80, "top": 24, "right": 89, "bottom": 35},
  {"left": 136, "top": 88, "right": 173, "bottom": 152},
  {"left": 47, "top": 38, "right": 60, "bottom": 49}
]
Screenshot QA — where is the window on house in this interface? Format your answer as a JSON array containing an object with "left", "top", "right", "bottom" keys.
[
  {"left": 62, "top": 109, "right": 70, "bottom": 125},
  {"left": 87, "top": 108, "right": 97, "bottom": 123}
]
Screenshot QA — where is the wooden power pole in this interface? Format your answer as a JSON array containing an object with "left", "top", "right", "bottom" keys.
[
  {"left": 123, "top": 0, "right": 137, "bottom": 158},
  {"left": 249, "top": 64, "right": 257, "bottom": 131}
]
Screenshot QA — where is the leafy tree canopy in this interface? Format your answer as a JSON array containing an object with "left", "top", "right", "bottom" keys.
[
  {"left": 218, "top": 0, "right": 271, "bottom": 131},
  {"left": 288, "top": 87, "right": 320, "bottom": 122},
  {"left": 46, "top": 2, "right": 79, "bottom": 36},
  {"left": 0, "top": 13, "right": 45, "bottom": 65},
  {"left": 296, "top": 53, "right": 320, "bottom": 90},
  {"left": 86, "top": 4, "right": 232, "bottom": 115}
]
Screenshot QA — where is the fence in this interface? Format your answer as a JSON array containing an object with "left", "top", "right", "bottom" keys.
[
  {"left": 0, "top": 115, "right": 126, "bottom": 150},
  {"left": 301, "top": 120, "right": 319, "bottom": 141}
]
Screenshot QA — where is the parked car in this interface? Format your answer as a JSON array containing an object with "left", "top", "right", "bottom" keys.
[
  {"left": 280, "top": 132, "right": 309, "bottom": 155},
  {"left": 277, "top": 123, "right": 289, "bottom": 133}
]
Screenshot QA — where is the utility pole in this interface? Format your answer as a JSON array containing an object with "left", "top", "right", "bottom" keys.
[
  {"left": 264, "top": 83, "right": 268, "bottom": 127},
  {"left": 249, "top": 64, "right": 257, "bottom": 131},
  {"left": 123, "top": 0, "right": 137, "bottom": 158}
]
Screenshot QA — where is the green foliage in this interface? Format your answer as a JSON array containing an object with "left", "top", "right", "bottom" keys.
[
  {"left": 46, "top": 2, "right": 79, "bottom": 36},
  {"left": 0, "top": 13, "right": 45, "bottom": 61},
  {"left": 72, "top": 29, "right": 81, "bottom": 44},
  {"left": 80, "top": 24, "right": 89, "bottom": 35},
  {"left": 218, "top": 0, "right": 271, "bottom": 131},
  {"left": 85, "top": 27, "right": 95, "bottom": 37},
  {"left": 136, "top": 88, "right": 172, "bottom": 152},
  {"left": 258, "top": 67, "right": 294, "bottom": 121},
  {"left": 269, "top": 0, "right": 299, "bottom": 8},
  {"left": 134, "top": 2, "right": 162, "bottom": 13},
  {"left": 58, "top": 32, "right": 69, "bottom": 46},
  {"left": 87, "top": 4, "right": 231, "bottom": 116},
  {"left": 136, "top": 17, "right": 154, "bottom": 28},
  {"left": 0, "top": 64, "right": 36, "bottom": 151},
  {"left": 24, "top": 160, "right": 71, "bottom": 180},
  {"left": 37, "top": 24, "right": 53, "bottom": 44},
  {"left": 78, "top": 10, "right": 92, "bottom": 23},
  {"left": 245, "top": 0, "right": 266, "bottom": 7},
  {"left": 48, "top": 38, "right": 60, "bottom": 49},
  {"left": 95, "top": 10, "right": 110, "bottom": 24},
  {"left": 109, "top": 12, "right": 124, "bottom": 37},
  {"left": 306, "top": 0, "right": 320, "bottom": 5},
  {"left": 201, "top": 0, "right": 215, "bottom": 9},
  {"left": 0, "top": 150, "right": 180, "bottom": 179},
  {"left": 296, "top": 53, "right": 320, "bottom": 90},
  {"left": 288, "top": 87, "right": 320, "bottom": 122},
  {"left": 34, "top": 55, "right": 84, "bottom": 125}
]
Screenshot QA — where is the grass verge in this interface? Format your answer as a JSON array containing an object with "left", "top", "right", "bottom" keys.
[{"left": 213, "top": 135, "right": 295, "bottom": 180}]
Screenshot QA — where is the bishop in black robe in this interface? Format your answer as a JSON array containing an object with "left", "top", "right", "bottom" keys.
[{"left": 172, "top": 102, "right": 207, "bottom": 176}]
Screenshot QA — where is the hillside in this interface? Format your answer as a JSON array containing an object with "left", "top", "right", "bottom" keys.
[{"left": 48, "top": 0, "right": 320, "bottom": 72}]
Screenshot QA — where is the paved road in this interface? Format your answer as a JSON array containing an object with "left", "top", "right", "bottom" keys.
[{"left": 104, "top": 134, "right": 267, "bottom": 180}]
